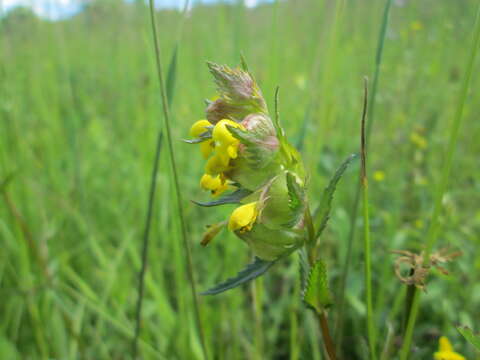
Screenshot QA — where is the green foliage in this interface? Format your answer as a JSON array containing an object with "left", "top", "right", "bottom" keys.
[
  {"left": 192, "top": 188, "right": 252, "bottom": 207},
  {"left": 284, "top": 171, "right": 305, "bottom": 227},
  {"left": 201, "top": 257, "right": 276, "bottom": 295},
  {"left": 228, "top": 126, "right": 274, "bottom": 166},
  {"left": 313, "top": 154, "right": 357, "bottom": 240},
  {"left": 1, "top": 0, "right": 480, "bottom": 358},
  {"left": 303, "top": 260, "right": 333, "bottom": 314},
  {"left": 457, "top": 326, "right": 480, "bottom": 351}
]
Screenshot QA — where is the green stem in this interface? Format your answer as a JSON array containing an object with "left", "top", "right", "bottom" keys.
[
  {"left": 305, "top": 206, "right": 337, "bottom": 360},
  {"left": 132, "top": 133, "right": 163, "bottom": 358},
  {"left": 252, "top": 278, "right": 264, "bottom": 360},
  {"left": 335, "top": 0, "right": 392, "bottom": 348},
  {"left": 399, "top": 3, "right": 480, "bottom": 359},
  {"left": 146, "top": 2, "right": 209, "bottom": 359},
  {"left": 360, "top": 80, "right": 377, "bottom": 360}
]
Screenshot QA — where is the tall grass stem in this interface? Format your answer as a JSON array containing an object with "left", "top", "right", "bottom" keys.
[
  {"left": 146, "top": 1, "right": 209, "bottom": 359},
  {"left": 132, "top": 133, "right": 163, "bottom": 358},
  {"left": 399, "top": 3, "right": 480, "bottom": 358},
  {"left": 335, "top": 0, "right": 392, "bottom": 348},
  {"left": 360, "top": 79, "right": 377, "bottom": 359}
]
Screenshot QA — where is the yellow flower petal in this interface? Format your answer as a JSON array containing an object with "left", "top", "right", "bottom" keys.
[
  {"left": 200, "top": 140, "right": 214, "bottom": 159},
  {"left": 212, "top": 119, "right": 239, "bottom": 143},
  {"left": 434, "top": 337, "right": 466, "bottom": 360},
  {"left": 373, "top": 170, "right": 385, "bottom": 182},
  {"left": 200, "top": 174, "right": 229, "bottom": 197},
  {"left": 190, "top": 119, "right": 211, "bottom": 138},
  {"left": 228, "top": 202, "right": 258, "bottom": 233},
  {"left": 205, "top": 154, "right": 229, "bottom": 175},
  {"left": 410, "top": 132, "right": 428, "bottom": 149}
]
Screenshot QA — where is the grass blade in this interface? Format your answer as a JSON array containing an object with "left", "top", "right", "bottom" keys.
[
  {"left": 131, "top": 133, "right": 163, "bottom": 358},
  {"left": 335, "top": 0, "right": 393, "bottom": 349},
  {"left": 145, "top": 1, "right": 209, "bottom": 359},
  {"left": 132, "top": 2, "right": 187, "bottom": 357},
  {"left": 360, "top": 78, "right": 376, "bottom": 359}
]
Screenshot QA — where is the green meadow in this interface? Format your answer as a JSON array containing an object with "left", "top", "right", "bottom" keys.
[{"left": 1, "top": 0, "right": 480, "bottom": 359}]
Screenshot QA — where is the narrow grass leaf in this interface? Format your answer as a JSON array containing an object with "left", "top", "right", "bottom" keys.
[
  {"left": 457, "top": 326, "right": 480, "bottom": 351},
  {"left": 166, "top": 44, "right": 178, "bottom": 106}
]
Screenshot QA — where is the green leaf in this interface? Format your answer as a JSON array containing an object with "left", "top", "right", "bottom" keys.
[
  {"left": 191, "top": 189, "right": 252, "bottom": 207},
  {"left": 303, "top": 260, "right": 333, "bottom": 314},
  {"left": 457, "top": 325, "right": 480, "bottom": 351},
  {"left": 202, "top": 243, "right": 302, "bottom": 295},
  {"left": 284, "top": 172, "right": 305, "bottom": 227},
  {"left": 240, "top": 53, "right": 249, "bottom": 72},
  {"left": 201, "top": 257, "right": 276, "bottom": 295},
  {"left": 314, "top": 154, "right": 357, "bottom": 240},
  {"left": 166, "top": 44, "right": 178, "bottom": 106},
  {"left": 0, "top": 172, "right": 16, "bottom": 192}
]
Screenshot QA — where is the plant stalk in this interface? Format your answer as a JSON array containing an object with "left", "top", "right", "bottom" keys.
[
  {"left": 132, "top": 133, "right": 163, "bottom": 358},
  {"left": 146, "top": 2, "right": 209, "bottom": 359},
  {"left": 305, "top": 206, "right": 337, "bottom": 360},
  {"left": 335, "top": 0, "right": 392, "bottom": 349},
  {"left": 360, "top": 78, "right": 377, "bottom": 359}
]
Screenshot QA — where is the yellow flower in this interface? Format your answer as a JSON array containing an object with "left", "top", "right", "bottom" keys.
[
  {"left": 373, "top": 170, "right": 386, "bottom": 182},
  {"left": 190, "top": 119, "right": 215, "bottom": 159},
  {"left": 205, "top": 153, "right": 230, "bottom": 175},
  {"left": 190, "top": 119, "right": 211, "bottom": 137},
  {"left": 434, "top": 336, "right": 465, "bottom": 360},
  {"left": 212, "top": 119, "right": 245, "bottom": 161},
  {"left": 411, "top": 20, "right": 423, "bottom": 32},
  {"left": 200, "top": 140, "right": 214, "bottom": 159},
  {"left": 200, "top": 174, "right": 229, "bottom": 197},
  {"left": 410, "top": 132, "right": 428, "bottom": 149},
  {"left": 228, "top": 202, "right": 258, "bottom": 233},
  {"left": 415, "top": 219, "right": 424, "bottom": 229}
]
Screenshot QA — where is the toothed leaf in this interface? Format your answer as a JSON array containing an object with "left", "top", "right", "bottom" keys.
[
  {"left": 303, "top": 260, "right": 333, "bottom": 314},
  {"left": 192, "top": 189, "right": 252, "bottom": 207},
  {"left": 201, "top": 257, "right": 276, "bottom": 295},
  {"left": 314, "top": 154, "right": 357, "bottom": 240}
]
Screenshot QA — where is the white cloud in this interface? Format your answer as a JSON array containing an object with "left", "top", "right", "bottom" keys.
[
  {"left": 2, "top": 0, "right": 270, "bottom": 20},
  {"left": 3, "top": 0, "right": 81, "bottom": 20}
]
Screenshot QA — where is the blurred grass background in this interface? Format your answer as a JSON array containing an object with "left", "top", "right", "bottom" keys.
[{"left": 1, "top": 0, "right": 480, "bottom": 359}]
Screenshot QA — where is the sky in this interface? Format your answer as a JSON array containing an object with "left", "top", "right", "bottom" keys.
[{"left": 2, "top": 0, "right": 266, "bottom": 20}]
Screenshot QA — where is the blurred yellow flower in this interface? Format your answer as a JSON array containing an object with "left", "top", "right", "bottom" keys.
[
  {"left": 373, "top": 170, "right": 386, "bottom": 182},
  {"left": 434, "top": 336, "right": 465, "bottom": 360},
  {"left": 415, "top": 219, "right": 424, "bottom": 229},
  {"left": 411, "top": 21, "right": 423, "bottom": 32},
  {"left": 200, "top": 174, "right": 229, "bottom": 197},
  {"left": 228, "top": 202, "right": 258, "bottom": 233},
  {"left": 294, "top": 74, "right": 306, "bottom": 90},
  {"left": 410, "top": 132, "right": 428, "bottom": 149}
]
